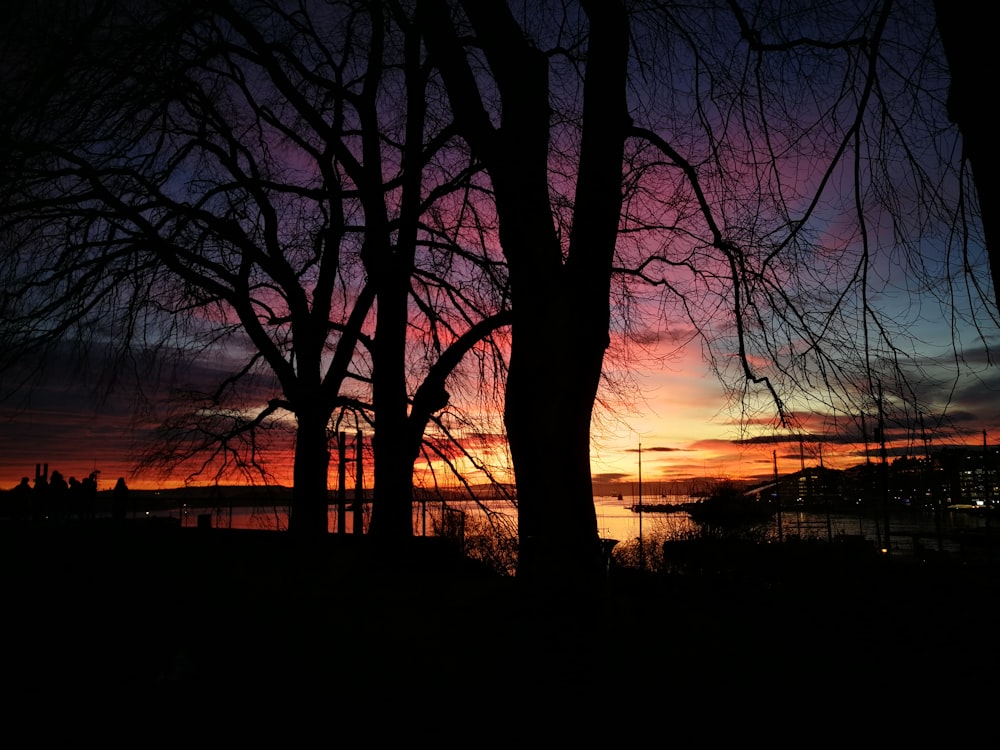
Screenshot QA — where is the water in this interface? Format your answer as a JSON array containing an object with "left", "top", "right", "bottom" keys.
[
  {"left": 147, "top": 492, "right": 998, "bottom": 561},
  {"left": 142, "top": 492, "right": 662, "bottom": 541}
]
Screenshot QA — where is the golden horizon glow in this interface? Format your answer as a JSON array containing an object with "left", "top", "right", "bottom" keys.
[{"left": 2, "top": 305, "right": 998, "bottom": 494}]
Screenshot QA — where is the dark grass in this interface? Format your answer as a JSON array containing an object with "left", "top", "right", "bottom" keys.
[{"left": 2, "top": 520, "right": 997, "bottom": 736}]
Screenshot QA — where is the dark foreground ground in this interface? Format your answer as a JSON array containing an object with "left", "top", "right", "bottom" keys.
[{"left": 3, "top": 520, "right": 998, "bottom": 737}]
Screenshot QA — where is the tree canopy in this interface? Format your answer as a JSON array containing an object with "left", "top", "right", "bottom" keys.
[
  {"left": 0, "top": 0, "right": 512, "bottom": 536},
  {"left": 1, "top": 0, "right": 993, "bottom": 583}
]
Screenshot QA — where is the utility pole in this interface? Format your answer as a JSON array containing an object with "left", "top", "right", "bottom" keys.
[
  {"left": 337, "top": 431, "right": 347, "bottom": 535},
  {"left": 984, "top": 429, "right": 992, "bottom": 538},
  {"left": 638, "top": 440, "right": 644, "bottom": 571},
  {"left": 354, "top": 430, "right": 364, "bottom": 535},
  {"left": 774, "top": 450, "right": 783, "bottom": 543},
  {"left": 878, "top": 382, "right": 891, "bottom": 555},
  {"left": 798, "top": 437, "right": 810, "bottom": 505},
  {"left": 922, "top": 414, "right": 942, "bottom": 552}
]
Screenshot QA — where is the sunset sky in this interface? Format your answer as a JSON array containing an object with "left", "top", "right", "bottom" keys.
[
  {"left": 1, "top": 292, "right": 997, "bottom": 495},
  {"left": 593, "top": 330, "right": 1000, "bottom": 495},
  {"left": 2, "top": 2, "right": 998, "bottom": 498}
]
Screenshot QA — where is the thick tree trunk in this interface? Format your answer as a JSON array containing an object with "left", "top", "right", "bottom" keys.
[
  {"left": 934, "top": 2, "right": 1000, "bottom": 314},
  {"left": 366, "top": 17, "right": 424, "bottom": 539},
  {"left": 507, "top": 289, "right": 604, "bottom": 586},
  {"left": 368, "top": 257, "right": 415, "bottom": 538},
  {"left": 288, "top": 408, "right": 331, "bottom": 536},
  {"left": 419, "top": 0, "right": 628, "bottom": 587},
  {"left": 506, "top": 2, "right": 628, "bottom": 588}
]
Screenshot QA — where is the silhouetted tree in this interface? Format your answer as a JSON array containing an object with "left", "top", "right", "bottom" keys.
[
  {"left": 2, "top": 1, "right": 989, "bottom": 586},
  {"left": 417, "top": 0, "right": 990, "bottom": 585},
  {"left": 418, "top": 0, "right": 629, "bottom": 585},
  {"left": 932, "top": 1, "right": 1000, "bottom": 315},
  {"left": 0, "top": 0, "right": 510, "bottom": 537}
]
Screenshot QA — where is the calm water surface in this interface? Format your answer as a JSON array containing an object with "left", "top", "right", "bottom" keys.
[{"left": 149, "top": 492, "right": 997, "bottom": 559}]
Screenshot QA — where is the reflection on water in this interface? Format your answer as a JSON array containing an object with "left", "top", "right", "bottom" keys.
[
  {"left": 150, "top": 493, "right": 998, "bottom": 560},
  {"left": 153, "top": 497, "right": 499, "bottom": 536},
  {"left": 604, "top": 494, "right": 999, "bottom": 559}
]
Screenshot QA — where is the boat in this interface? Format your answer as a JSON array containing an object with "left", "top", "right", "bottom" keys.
[
  {"left": 683, "top": 483, "right": 775, "bottom": 527},
  {"left": 629, "top": 502, "right": 687, "bottom": 514}
]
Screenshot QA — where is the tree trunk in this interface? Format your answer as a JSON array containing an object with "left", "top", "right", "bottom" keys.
[
  {"left": 934, "top": 1, "right": 1000, "bottom": 314},
  {"left": 288, "top": 407, "right": 331, "bottom": 536},
  {"left": 368, "top": 256, "right": 415, "bottom": 538},
  {"left": 507, "top": 287, "right": 604, "bottom": 586},
  {"left": 508, "top": 2, "right": 628, "bottom": 588},
  {"left": 365, "top": 15, "right": 424, "bottom": 540},
  {"left": 419, "top": 0, "right": 628, "bottom": 587}
]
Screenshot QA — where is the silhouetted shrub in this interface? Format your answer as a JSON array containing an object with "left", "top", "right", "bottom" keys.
[{"left": 434, "top": 510, "right": 518, "bottom": 577}]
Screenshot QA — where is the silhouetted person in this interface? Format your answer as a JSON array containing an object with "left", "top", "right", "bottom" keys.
[
  {"left": 112, "top": 477, "right": 129, "bottom": 523},
  {"left": 68, "top": 476, "right": 82, "bottom": 521},
  {"left": 9, "top": 477, "right": 31, "bottom": 522},
  {"left": 49, "top": 470, "right": 69, "bottom": 525},
  {"left": 33, "top": 474, "right": 49, "bottom": 524},
  {"left": 81, "top": 472, "right": 98, "bottom": 522}
]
